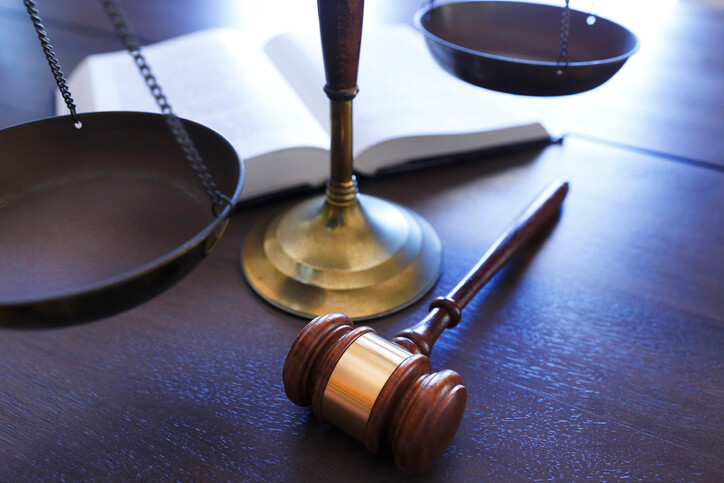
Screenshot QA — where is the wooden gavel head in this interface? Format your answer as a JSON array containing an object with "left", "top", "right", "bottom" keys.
[{"left": 282, "top": 313, "right": 467, "bottom": 473}]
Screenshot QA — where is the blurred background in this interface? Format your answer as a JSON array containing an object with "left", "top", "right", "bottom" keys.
[{"left": 1, "top": 0, "right": 721, "bottom": 162}]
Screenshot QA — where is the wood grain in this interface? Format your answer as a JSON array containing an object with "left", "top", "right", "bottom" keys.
[
  {"left": 282, "top": 312, "right": 354, "bottom": 407},
  {"left": 390, "top": 369, "right": 466, "bottom": 474},
  {"left": 0, "top": 0, "right": 723, "bottom": 480},
  {"left": 317, "top": 0, "right": 364, "bottom": 98},
  {"left": 2, "top": 136, "right": 722, "bottom": 480},
  {"left": 394, "top": 180, "right": 568, "bottom": 356}
]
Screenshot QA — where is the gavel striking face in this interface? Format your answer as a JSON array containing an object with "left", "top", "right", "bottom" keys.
[
  {"left": 283, "top": 181, "right": 569, "bottom": 473},
  {"left": 283, "top": 312, "right": 466, "bottom": 473}
]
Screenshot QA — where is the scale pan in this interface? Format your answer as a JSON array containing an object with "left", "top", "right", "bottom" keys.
[
  {"left": 0, "top": 112, "right": 243, "bottom": 326},
  {"left": 415, "top": 1, "right": 639, "bottom": 96}
]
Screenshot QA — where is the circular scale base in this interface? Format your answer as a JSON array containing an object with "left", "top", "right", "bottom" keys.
[{"left": 241, "top": 194, "right": 443, "bottom": 320}]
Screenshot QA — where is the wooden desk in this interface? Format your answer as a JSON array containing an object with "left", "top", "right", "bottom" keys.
[{"left": 1, "top": 1, "right": 722, "bottom": 480}]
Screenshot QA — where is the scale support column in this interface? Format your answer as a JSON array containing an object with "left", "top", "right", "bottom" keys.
[{"left": 241, "top": 0, "right": 443, "bottom": 320}]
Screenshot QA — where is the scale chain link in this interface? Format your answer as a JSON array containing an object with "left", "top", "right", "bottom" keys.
[
  {"left": 24, "top": 0, "right": 230, "bottom": 216},
  {"left": 557, "top": 0, "right": 571, "bottom": 74},
  {"left": 427, "top": 0, "right": 572, "bottom": 74},
  {"left": 98, "top": 0, "right": 230, "bottom": 216},
  {"left": 23, "top": 0, "right": 81, "bottom": 127}
]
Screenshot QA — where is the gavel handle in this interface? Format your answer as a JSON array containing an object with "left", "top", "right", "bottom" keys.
[{"left": 393, "top": 180, "right": 569, "bottom": 356}]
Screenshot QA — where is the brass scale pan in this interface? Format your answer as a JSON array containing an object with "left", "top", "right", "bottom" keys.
[
  {"left": 0, "top": 112, "right": 243, "bottom": 326},
  {"left": 416, "top": 1, "right": 639, "bottom": 96},
  {"left": 1, "top": 1, "right": 635, "bottom": 326}
]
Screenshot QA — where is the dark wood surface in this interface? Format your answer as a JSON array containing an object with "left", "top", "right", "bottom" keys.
[
  {"left": 395, "top": 181, "right": 569, "bottom": 357},
  {"left": 1, "top": 0, "right": 723, "bottom": 481}
]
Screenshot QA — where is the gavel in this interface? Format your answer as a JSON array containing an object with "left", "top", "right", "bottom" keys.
[{"left": 283, "top": 179, "right": 569, "bottom": 472}]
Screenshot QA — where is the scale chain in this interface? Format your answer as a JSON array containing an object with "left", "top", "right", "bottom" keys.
[
  {"left": 98, "top": 0, "right": 230, "bottom": 216},
  {"left": 24, "top": 0, "right": 231, "bottom": 217},
  {"left": 23, "top": 0, "right": 81, "bottom": 127},
  {"left": 557, "top": 0, "right": 571, "bottom": 74},
  {"left": 426, "top": 0, "right": 572, "bottom": 75}
]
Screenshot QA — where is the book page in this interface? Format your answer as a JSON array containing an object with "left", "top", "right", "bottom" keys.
[
  {"left": 264, "top": 25, "right": 548, "bottom": 173},
  {"left": 264, "top": 29, "right": 330, "bottom": 133},
  {"left": 61, "top": 28, "right": 329, "bottom": 168}
]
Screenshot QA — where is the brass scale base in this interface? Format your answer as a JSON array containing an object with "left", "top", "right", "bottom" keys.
[
  {"left": 241, "top": 3, "right": 444, "bottom": 321},
  {"left": 242, "top": 191, "right": 442, "bottom": 320},
  {"left": 241, "top": 95, "right": 442, "bottom": 320}
]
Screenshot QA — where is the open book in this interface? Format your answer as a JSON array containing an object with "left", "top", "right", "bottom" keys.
[{"left": 59, "top": 25, "right": 551, "bottom": 201}]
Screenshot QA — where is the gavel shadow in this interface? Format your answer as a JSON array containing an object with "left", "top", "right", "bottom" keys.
[
  {"left": 292, "top": 406, "right": 464, "bottom": 479},
  {"left": 291, "top": 410, "right": 412, "bottom": 476},
  {"left": 291, "top": 401, "right": 464, "bottom": 477},
  {"left": 438, "top": 206, "right": 565, "bottom": 358}
]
